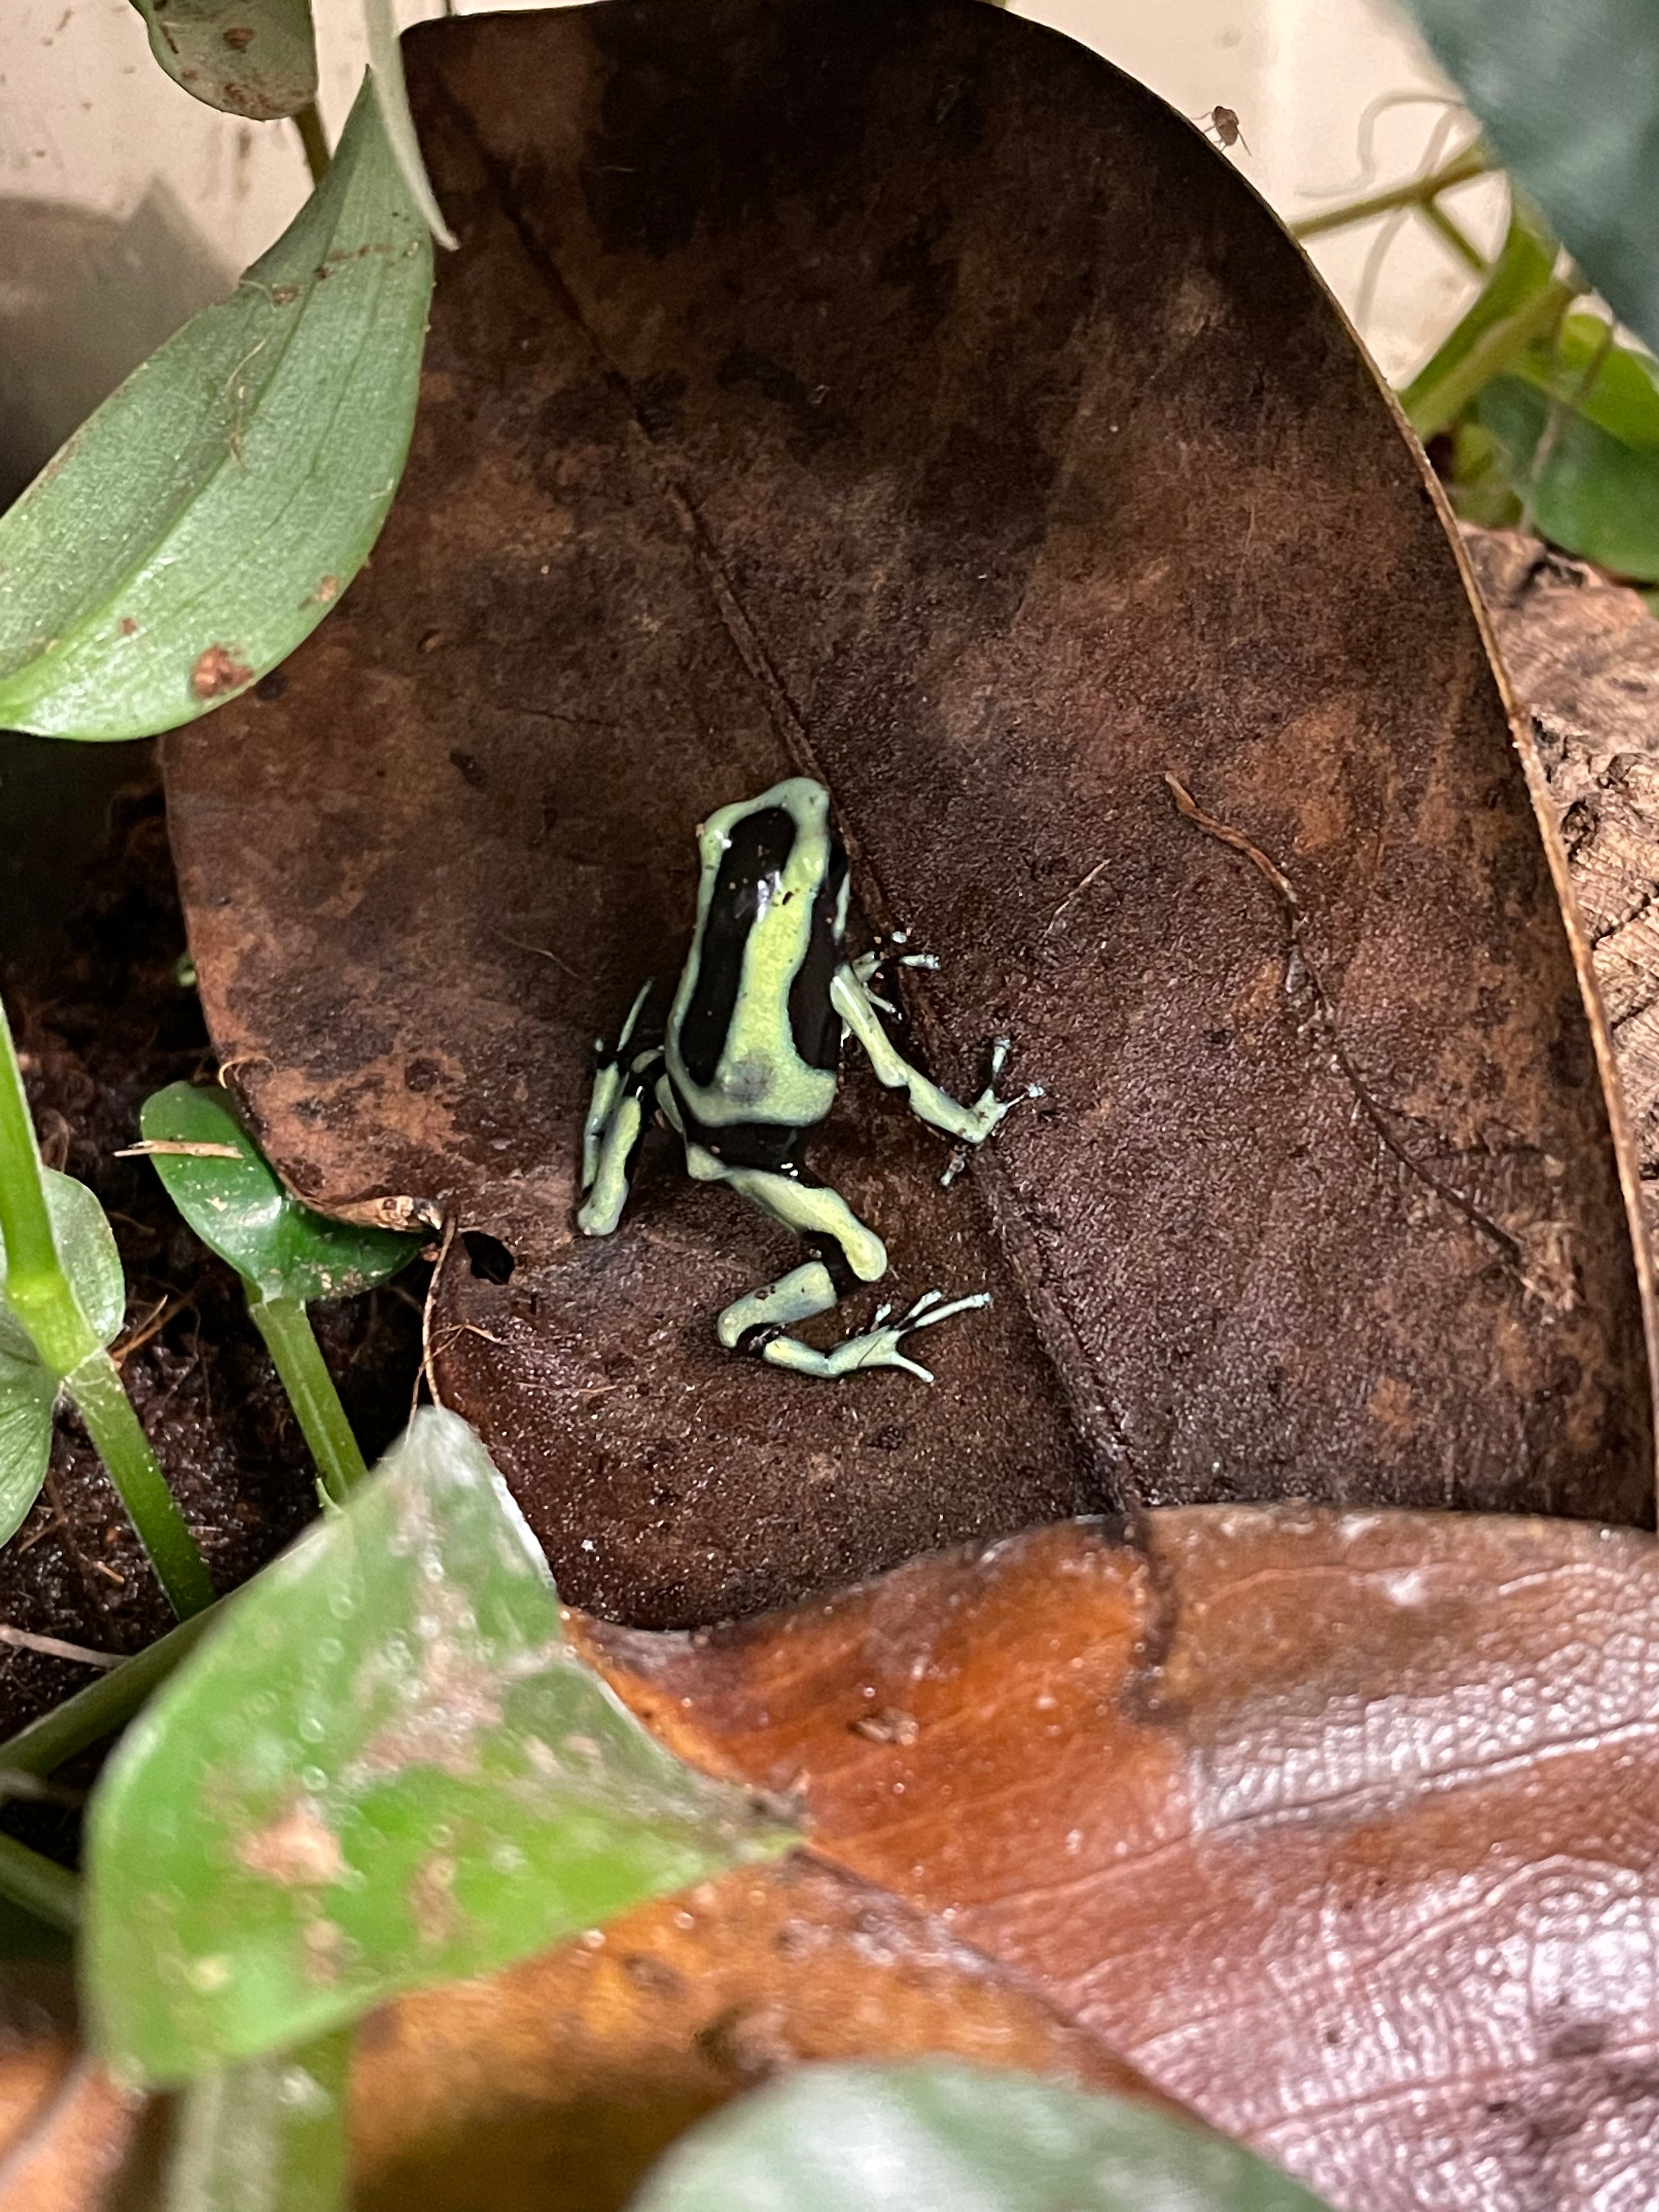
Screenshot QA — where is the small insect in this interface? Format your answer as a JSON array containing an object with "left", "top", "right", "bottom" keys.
[
  {"left": 1195, "top": 104, "right": 1250, "bottom": 154},
  {"left": 577, "top": 776, "right": 1035, "bottom": 1381}
]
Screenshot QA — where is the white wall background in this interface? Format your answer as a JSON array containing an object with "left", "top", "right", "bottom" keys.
[{"left": 0, "top": 0, "right": 1503, "bottom": 490}]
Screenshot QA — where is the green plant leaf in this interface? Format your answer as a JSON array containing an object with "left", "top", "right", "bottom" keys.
[
  {"left": 0, "top": 1172, "right": 126, "bottom": 1546},
  {"left": 364, "top": 0, "right": 458, "bottom": 249},
  {"left": 86, "top": 1409, "right": 795, "bottom": 2084},
  {"left": 1400, "top": 199, "right": 1559, "bottom": 441},
  {"left": 1472, "top": 375, "right": 1659, "bottom": 583},
  {"left": 139, "top": 1084, "right": 419, "bottom": 1307},
  {"left": 132, "top": 0, "right": 318, "bottom": 122},
  {"left": 165, "top": 2029, "right": 351, "bottom": 2212},
  {"left": 1444, "top": 418, "right": 1522, "bottom": 529},
  {"left": 628, "top": 2063, "right": 1339, "bottom": 2212},
  {"left": 1511, "top": 314, "right": 1659, "bottom": 452},
  {"left": 1400, "top": 0, "right": 1659, "bottom": 356},
  {"left": 0, "top": 77, "right": 431, "bottom": 741}
]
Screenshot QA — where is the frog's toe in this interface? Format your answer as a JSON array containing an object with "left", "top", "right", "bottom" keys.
[{"left": 901, "top": 1288, "right": 990, "bottom": 1330}]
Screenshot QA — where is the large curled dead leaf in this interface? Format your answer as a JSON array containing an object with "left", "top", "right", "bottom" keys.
[
  {"left": 583, "top": 1504, "right": 1659, "bottom": 2212},
  {"left": 163, "top": 0, "right": 1655, "bottom": 1630}
]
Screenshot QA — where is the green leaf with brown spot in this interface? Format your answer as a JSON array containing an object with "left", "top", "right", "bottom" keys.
[
  {"left": 84, "top": 1410, "right": 795, "bottom": 2085},
  {"left": 139, "top": 1083, "right": 418, "bottom": 1307},
  {"left": 0, "top": 75, "right": 430, "bottom": 741},
  {"left": 132, "top": 0, "right": 317, "bottom": 122}
]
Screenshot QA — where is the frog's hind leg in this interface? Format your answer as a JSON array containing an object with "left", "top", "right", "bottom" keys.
[
  {"left": 768, "top": 1286, "right": 992, "bottom": 1384},
  {"left": 689, "top": 1151, "right": 988, "bottom": 1381}
]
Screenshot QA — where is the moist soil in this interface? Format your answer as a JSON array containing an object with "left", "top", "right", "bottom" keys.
[{"left": 0, "top": 746, "right": 424, "bottom": 1854}]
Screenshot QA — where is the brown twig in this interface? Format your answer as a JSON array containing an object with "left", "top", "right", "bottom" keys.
[
  {"left": 111, "top": 1293, "right": 184, "bottom": 1368},
  {"left": 0, "top": 1624, "right": 121, "bottom": 1669},
  {"left": 417, "top": 1214, "right": 459, "bottom": 1417},
  {"left": 114, "top": 1139, "right": 241, "bottom": 1160}
]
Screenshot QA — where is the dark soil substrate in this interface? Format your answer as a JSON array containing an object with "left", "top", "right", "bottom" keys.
[{"left": 0, "top": 747, "right": 424, "bottom": 1850}]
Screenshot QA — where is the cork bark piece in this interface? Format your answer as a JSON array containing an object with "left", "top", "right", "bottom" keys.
[
  {"left": 1466, "top": 528, "right": 1659, "bottom": 1254},
  {"left": 584, "top": 1504, "right": 1659, "bottom": 2212},
  {"left": 164, "top": 1, "right": 1654, "bottom": 1627}
]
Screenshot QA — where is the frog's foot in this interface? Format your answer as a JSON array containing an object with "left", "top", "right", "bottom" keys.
[
  {"left": 755, "top": 1287, "right": 991, "bottom": 1384},
  {"left": 956, "top": 1037, "right": 1046, "bottom": 1144},
  {"left": 850, "top": 945, "right": 941, "bottom": 1013}
]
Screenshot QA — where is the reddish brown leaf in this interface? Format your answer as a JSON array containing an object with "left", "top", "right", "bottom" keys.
[
  {"left": 0, "top": 2059, "right": 144, "bottom": 2212},
  {"left": 354, "top": 1855, "right": 1177, "bottom": 2212},
  {"left": 0, "top": 1858, "right": 1177, "bottom": 2212},
  {"left": 584, "top": 1505, "right": 1659, "bottom": 2212},
  {"left": 164, "top": 0, "right": 1654, "bottom": 1629}
]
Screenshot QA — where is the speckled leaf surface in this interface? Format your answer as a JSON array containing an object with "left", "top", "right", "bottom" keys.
[
  {"left": 585, "top": 1505, "right": 1659, "bottom": 2212},
  {"left": 132, "top": 0, "right": 317, "bottom": 122},
  {"left": 163, "top": 0, "right": 1654, "bottom": 1630},
  {"left": 0, "top": 1173, "right": 126, "bottom": 1547},
  {"left": 139, "top": 1083, "right": 419, "bottom": 1306},
  {"left": 629, "top": 2063, "right": 1336, "bottom": 2212},
  {"left": 84, "top": 1410, "right": 792, "bottom": 2085}
]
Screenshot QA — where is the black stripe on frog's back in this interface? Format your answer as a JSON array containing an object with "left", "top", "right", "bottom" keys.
[
  {"left": 678, "top": 805, "right": 797, "bottom": 1087},
  {"left": 787, "top": 836, "right": 848, "bottom": 1073}
]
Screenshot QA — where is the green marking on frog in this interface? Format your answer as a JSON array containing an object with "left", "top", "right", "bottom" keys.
[{"left": 577, "top": 776, "right": 1037, "bottom": 1381}]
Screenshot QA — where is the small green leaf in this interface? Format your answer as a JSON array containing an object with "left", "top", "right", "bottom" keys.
[
  {"left": 132, "top": 0, "right": 318, "bottom": 123},
  {"left": 165, "top": 2029, "right": 351, "bottom": 2212},
  {"left": 1511, "top": 314, "right": 1659, "bottom": 452},
  {"left": 0, "top": 77, "right": 431, "bottom": 741},
  {"left": 1400, "top": 199, "right": 1559, "bottom": 442},
  {"left": 86, "top": 1410, "right": 794, "bottom": 2084},
  {"left": 1473, "top": 375, "right": 1659, "bottom": 583},
  {"left": 139, "top": 1084, "right": 418, "bottom": 1307},
  {"left": 629, "top": 2063, "right": 1340, "bottom": 2212},
  {"left": 0, "top": 1173, "right": 126, "bottom": 1546}
]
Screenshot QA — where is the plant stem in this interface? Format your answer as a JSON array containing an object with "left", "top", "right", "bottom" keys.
[
  {"left": 1420, "top": 198, "right": 1487, "bottom": 274},
  {"left": 171, "top": 2027, "right": 353, "bottom": 2209},
  {"left": 0, "top": 1601, "right": 224, "bottom": 1779},
  {"left": 1406, "top": 274, "right": 1579, "bottom": 442},
  {"left": 0, "top": 1001, "right": 97, "bottom": 1378},
  {"left": 0, "top": 1831, "right": 80, "bottom": 1933},
  {"left": 2, "top": 995, "right": 212, "bottom": 1617},
  {"left": 1291, "top": 144, "right": 1492, "bottom": 242},
  {"left": 65, "top": 1352, "right": 215, "bottom": 1619},
  {"left": 249, "top": 1299, "right": 366, "bottom": 1504},
  {"left": 294, "top": 101, "right": 331, "bottom": 186}
]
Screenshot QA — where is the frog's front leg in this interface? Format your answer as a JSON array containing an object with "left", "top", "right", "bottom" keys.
[
  {"left": 830, "top": 963, "right": 1036, "bottom": 1145},
  {"left": 686, "top": 1148, "right": 987, "bottom": 1382}
]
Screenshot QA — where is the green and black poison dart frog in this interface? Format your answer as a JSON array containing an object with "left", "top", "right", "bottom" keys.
[{"left": 576, "top": 775, "right": 1036, "bottom": 1381}]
